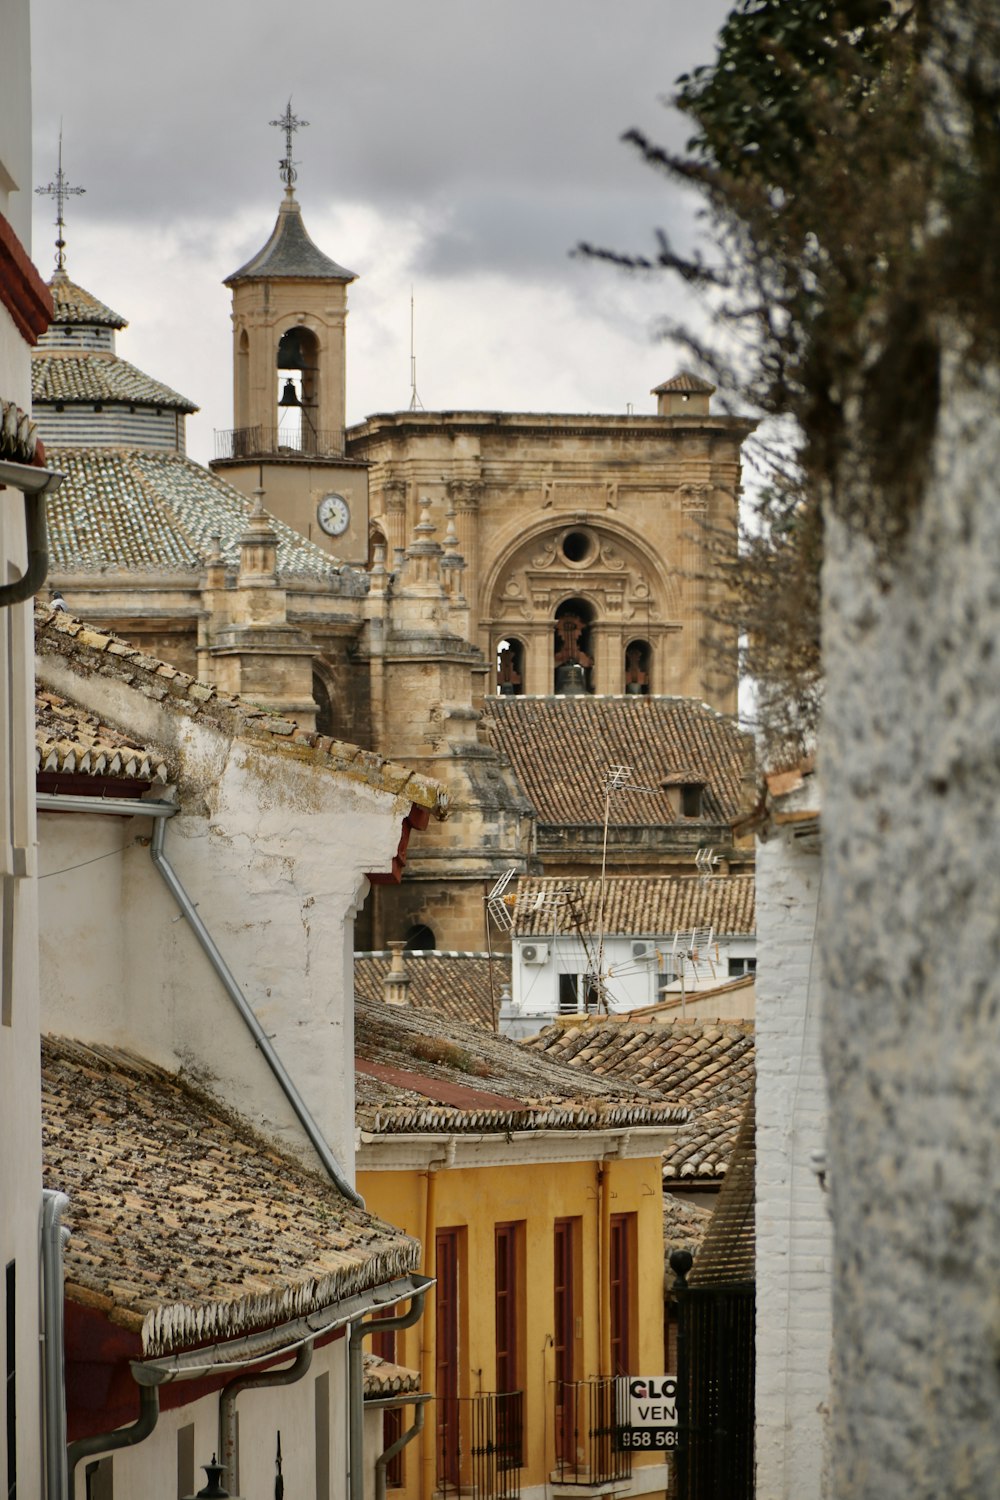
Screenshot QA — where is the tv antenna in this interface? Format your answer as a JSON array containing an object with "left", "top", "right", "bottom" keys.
[
  {"left": 595, "top": 765, "right": 656, "bottom": 1009},
  {"left": 663, "top": 927, "right": 719, "bottom": 1017},
  {"left": 408, "top": 288, "right": 424, "bottom": 411}
]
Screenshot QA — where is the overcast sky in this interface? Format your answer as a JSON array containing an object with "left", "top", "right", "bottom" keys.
[{"left": 30, "top": 1, "right": 733, "bottom": 466}]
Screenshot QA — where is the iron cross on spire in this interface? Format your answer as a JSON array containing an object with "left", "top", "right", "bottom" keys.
[
  {"left": 269, "top": 100, "right": 309, "bottom": 190},
  {"left": 35, "top": 130, "right": 85, "bottom": 272}
]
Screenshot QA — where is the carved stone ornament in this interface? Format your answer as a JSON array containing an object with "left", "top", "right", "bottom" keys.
[
  {"left": 383, "top": 478, "right": 407, "bottom": 510},
  {"left": 679, "top": 481, "right": 713, "bottom": 512},
  {"left": 446, "top": 478, "right": 484, "bottom": 509}
]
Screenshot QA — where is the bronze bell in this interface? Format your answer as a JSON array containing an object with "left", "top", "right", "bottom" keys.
[
  {"left": 278, "top": 378, "right": 301, "bottom": 408},
  {"left": 555, "top": 661, "right": 587, "bottom": 695}
]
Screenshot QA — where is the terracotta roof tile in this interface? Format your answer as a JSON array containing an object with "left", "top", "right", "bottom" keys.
[
  {"left": 689, "top": 1092, "right": 755, "bottom": 1285},
  {"left": 42, "top": 1036, "right": 419, "bottom": 1356},
  {"left": 652, "top": 371, "right": 716, "bottom": 394},
  {"left": 363, "top": 1352, "right": 421, "bottom": 1397},
  {"left": 33, "top": 353, "right": 197, "bottom": 411},
  {"left": 481, "top": 696, "right": 750, "bottom": 829},
  {"left": 34, "top": 606, "right": 447, "bottom": 817},
  {"left": 227, "top": 199, "right": 356, "bottom": 284},
  {"left": 354, "top": 997, "right": 686, "bottom": 1136},
  {"left": 36, "top": 689, "right": 172, "bottom": 783},
  {"left": 354, "top": 952, "right": 509, "bottom": 1029},
  {"left": 514, "top": 876, "right": 754, "bottom": 937},
  {"left": 45, "top": 272, "right": 126, "bottom": 329},
  {"left": 41, "top": 448, "right": 357, "bottom": 581},
  {"left": 524, "top": 1017, "right": 753, "bottom": 1182}
]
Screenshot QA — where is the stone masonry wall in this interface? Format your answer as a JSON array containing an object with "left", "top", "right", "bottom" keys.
[{"left": 755, "top": 825, "right": 831, "bottom": 1500}]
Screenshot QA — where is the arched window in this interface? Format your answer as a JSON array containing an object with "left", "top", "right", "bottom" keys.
[
  {"left": 236, "top": 329, "right": 250, "bottom": 430},
  {"left": 405, "top": 923, "right": 436, "bottom": 952},
  {"left": 368, "top": 524, "right": 388, "bottom": 571},
  {"left": 276, "top": 325, "right": 320, "bottom": 453},
  {"left": 624, "top": 640, "right": 651, "bottom": 695},
  {"left": 312, "top": 671, "right": 335, "bottom": 737},
  {"left": 497, "top": 638, "right": 525, "bottom": 695},
  {"left": 554, "top": 598, "right": 594, "bottom": 694}
]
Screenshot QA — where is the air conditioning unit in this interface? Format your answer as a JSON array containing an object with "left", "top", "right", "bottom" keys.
[
  {"left": 521, "top": 943, "right": 549, "bottom": 965},
  {"left": 632, "top": 940, "right": 651, "bottom": 959}
]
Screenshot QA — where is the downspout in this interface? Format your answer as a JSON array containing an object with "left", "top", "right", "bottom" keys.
[
  {"left": 67, "top": 1386, "right": 160, "bottom": 1493},
  {"left": 597, "top": 1161, "right": 612, "bottom": 1378},
  {"left": 419, "top": 1157, "right": 443, "bottom": 1500},
  {"left": 41, "top": 1190, "right": 70, "bottom": 1500},
  {"left": 374, "top": 1397, "right": 429, "bottom": 1500},
  {"left": 219, "top": 1344, "right": 313, "bottom": 1492},
  {"left": 349, "top": 1288, "right": 430, "bottom": 1500},
  {"left": 0, "top": 463, "right": 63, "bottom": 608},
  {"left": 149, "top": 816, "right": 363, "bottom": 1207}
]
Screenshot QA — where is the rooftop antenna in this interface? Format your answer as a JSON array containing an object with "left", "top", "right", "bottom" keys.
[
  {"left": 270, "top": 99, "right": 309, "bottom": 192},
  {"left": 35, "top": 127, "right": 85, "bottom": 273},
  {"left": 595, "top": 765, "right": 656, "bottom": 1010},
  {"left": 408, "top": 287, "right": 424, "bottom": 411}
]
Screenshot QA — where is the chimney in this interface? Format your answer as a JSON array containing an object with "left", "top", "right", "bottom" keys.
[{"left": 384, "top": 941, "right": 411, "bottom": 1006}]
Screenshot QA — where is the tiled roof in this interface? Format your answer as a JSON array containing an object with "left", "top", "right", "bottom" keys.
[
  {"left": 481, "top": 696, "right": 750, "bottom": 828},
  {"left": 227, "top": 198, "right": 356, "bottom": 284},
  {"left": 36, "top": 688, "right": 171, "bottom": 783},
  {"left": 46, "top": 272, "right": 126, "bottom": 328},
  {"left": 354, "top": 952, "right": 509, "bottom": 1029},
  {"left": 363, "top": 1352, "right": 421, "bottom": 1398},
  {"left": 689, "top": 1091, "right": 755, "bottom": 1285},
  {"left": 652, "top": 371, "right": 716, "bottom": 394},
  {"left": 524, "top": 1017, "right": 754, "bottom": 1182},
  {"left": 35, "top": 607, "right": 447, "bottom": 817},
  {"left": 354, "top": 997, "right": 686, "bottom": 1136},
  {"left": 33, "top": 353, "right": 197, "bottom": 412},
  {"left": 663, "top": 1193, "right": 715, "bottom": 1267},
  {"left": 513, "top": 876, "right": 755, "bottom": 937},
  {"left": 41, "top": 1035, "right": 420, "bottom": 1356},
  {"left": 42, "top": 448, "right": 350, "bottom": 580}
]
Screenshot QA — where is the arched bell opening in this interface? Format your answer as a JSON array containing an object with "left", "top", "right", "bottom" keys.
[
  {"left": 367, "top": 523, "right": 388, "bottom": 571},
  {"left": 312, "top": 670, "right": 336, "bottom": 737},
  {"left": 624, "top": 639, "right": 651, "bottom": 695},
  {"left": 554, "top": 598, "right": 594, "bottom": 694},
  {"left": 405, "top": 923, "right": 436, "bottom": 952},
  {"left": 496, "top": 638, "right": 525, "bottom": 696},
  {"left": 276, "top": 325, "right": 320, "bottom": 453},
  {"left": 235, "top": 328, "right": 250, "bottom": 430}
]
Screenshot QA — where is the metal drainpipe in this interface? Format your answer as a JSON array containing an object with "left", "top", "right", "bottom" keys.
[
  {"left": 149, "top": 817, "right": 363, "bottom": 1207},
  {"left": 0, "top": 467, "right": 63, "bottom": 608},
  {"left": 374, "top": 1398, "right": 429, "bottom": 1500},
  {"left": 349, "top": 1288, "right": 430, "bottom": 1500},
  {"left": 41, "top": 1190, "right": 70, "bottom": 1500},
  {"left": 67, "top": 1386, "right": 160, "bottom": 1493},
  {"left": 219, "top": 1344, "right": 313, "bottom": 1492}
]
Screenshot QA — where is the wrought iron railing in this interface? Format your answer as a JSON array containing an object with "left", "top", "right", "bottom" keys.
[
  {"left": 213, "top": 426, "right": 344, "bottom": 461},
  {"left": 551, "top": 1378, "right": 631, "bottom": 1486},
  {"left": 436, "top": 1391, "right": 524, "bottom": 1500}
]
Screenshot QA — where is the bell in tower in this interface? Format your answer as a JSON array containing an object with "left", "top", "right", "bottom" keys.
[{"left": 209, "top": 102, "right": 369, "bottom": 564}]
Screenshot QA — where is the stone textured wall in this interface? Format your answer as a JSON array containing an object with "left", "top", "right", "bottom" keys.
[
  {"left": 755, "top": 824, "right": 831, "bottom": 1499},
  {"left": 822, "top": 358, "right": 1000, "bottom": 1495}
]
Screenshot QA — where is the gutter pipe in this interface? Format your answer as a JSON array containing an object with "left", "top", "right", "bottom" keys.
[
  {"left": 373, "top": 1396, "right": 430, "bottom": 1500},
  {"left": 149, "top": 814, "right": 364, "bottom": 1206},
  {"left": 219, "top": 1345, "right": 313, "bottom": 1492},
  {"left": 67, "top": 1387, "right": 160, "bottom": 1492},
  {"left": 0, "top": 462, "right": 63, "bottom": 608},
  {"left": 349, "top": 1285, "right": 432, "bottom": 1500},
  {"left": 41, "top": 1190, "right": 70, "bottom": 1500}
]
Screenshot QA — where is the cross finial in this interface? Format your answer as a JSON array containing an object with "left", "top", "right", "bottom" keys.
[
  {"left": 269, "top": 100, "right": 309, "bottom": 191},
  {"left": 35, "top": 129, "right": 85, "bottom": 272}
]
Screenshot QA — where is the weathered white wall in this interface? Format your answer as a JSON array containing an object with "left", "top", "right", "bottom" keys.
[
  {"left": 755, "top": 822, "right": 830, "bottom": 1500},
  {"left": 73, "top": 1334, "right": 349, "bottom": 1500},
  {"left": 822, "top": 357, "right": 1000, "bottom": 1495},
  {"left": 36, "top": 656, "right": 418, "bottom": 1176}
]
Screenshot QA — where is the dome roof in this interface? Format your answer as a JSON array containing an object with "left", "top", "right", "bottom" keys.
[
  {"left": 226, "top": 194, "right": 356, "bottom": 285},
  {"left": 45, "top": 271, "right": 127, "bottom": 330}
]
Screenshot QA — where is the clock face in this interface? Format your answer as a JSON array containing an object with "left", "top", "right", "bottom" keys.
[{"left": 317, "top": 493, "right": 350, "bottom": 537}]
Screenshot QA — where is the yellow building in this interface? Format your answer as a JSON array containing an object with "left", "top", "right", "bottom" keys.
[{"left": 354, "top": 996, "right": 684, "bottom": 1500}]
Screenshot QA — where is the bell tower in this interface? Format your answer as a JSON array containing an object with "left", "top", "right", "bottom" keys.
[{"left": 210, "top": 104, "right": 369, "bottom": 563}]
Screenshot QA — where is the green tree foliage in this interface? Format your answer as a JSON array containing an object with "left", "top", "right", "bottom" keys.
[{"left": 582, "top": 1, "right": 1000, "bottom": 761}]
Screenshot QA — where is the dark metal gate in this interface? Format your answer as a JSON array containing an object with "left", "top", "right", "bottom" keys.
[{"left": 672, "top": 1264, "right": 754, "bottom": 1500}]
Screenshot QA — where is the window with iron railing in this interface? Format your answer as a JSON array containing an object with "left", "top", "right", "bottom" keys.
[
  {"left": 550, "top": 1378, "right": 631, "bottom": 1486},
  {"left": 435, "top": 1391, "right": 524, "bottom": 1500}
]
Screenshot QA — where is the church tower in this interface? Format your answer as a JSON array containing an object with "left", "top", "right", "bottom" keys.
[{"left": 210, "top": 104, "right": 369, "bottom": 564}]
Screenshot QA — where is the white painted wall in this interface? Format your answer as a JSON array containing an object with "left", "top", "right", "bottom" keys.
[
  {"left": 36, "top": 653, "right": 422, "bottom": 1179},
  {"left": 506, "top": 931, "right": 756, "bottom": 1035},
  {"left": 754, "top": 819, "right": 830, "bottom": 1500}
]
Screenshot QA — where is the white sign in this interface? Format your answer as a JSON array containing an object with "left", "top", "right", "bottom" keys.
[{"left": 615, "top": 1376, "right": 679, "bottom": 1451}]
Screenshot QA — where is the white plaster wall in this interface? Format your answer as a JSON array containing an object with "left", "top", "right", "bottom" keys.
[
  {"left": 754, "top": 827, "right": 830, "bottom": 1500},
  {"left": 73, "top": 1334, "right": 349, "bottom": 1500},
  {"left": 36, "top": 655, "right": 418, "bottom": 1176}
]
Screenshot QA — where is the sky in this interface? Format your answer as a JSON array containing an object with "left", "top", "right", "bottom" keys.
[{"left": 30, "top": 1, "right": 734, "bottom": 468}]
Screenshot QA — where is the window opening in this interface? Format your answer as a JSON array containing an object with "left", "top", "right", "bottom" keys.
[
  {"left": 554, "top": 598, "right": 594, "bottom": 694},
  {"left": 496, "top": 639, "right": 524, "bottom": 696},
  {"left": 624, "top": 640, "right": 651, "bottom": 695},
  {"left": 312, "top": 672, "right": 335, "bottom": 737},
  {"left": 405, "top": 924, "right": 435, "bottom": 952}
]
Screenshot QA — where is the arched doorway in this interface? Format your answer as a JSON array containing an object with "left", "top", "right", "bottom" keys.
[
  {"left": 405, "top": 923, "right": 436, "bottom": 952},
  {"left": 554, "top": 598, "right": 594, "bottom": 694},
  {"left": 312, "top": 671, "right": 335, "bottom": 737}
]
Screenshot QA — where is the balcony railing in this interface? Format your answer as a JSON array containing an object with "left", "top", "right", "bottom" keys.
[
  {"left": 213, "top": 426, "right": 344, "bottom": 461},
  {"left": 552, "top": 1379, "right": 631, "bottom": 1487},
  {"left": 437, "top": 1391, "right": 524, "bottom": 1500}
]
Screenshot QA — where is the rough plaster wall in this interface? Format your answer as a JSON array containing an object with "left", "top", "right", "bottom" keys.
[
  {"left": 821, "top": 360, "right": 1000, "bottom": 1496},
  {"left": 755, "top": 829, "right": 830, "bottom": 1500}
]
